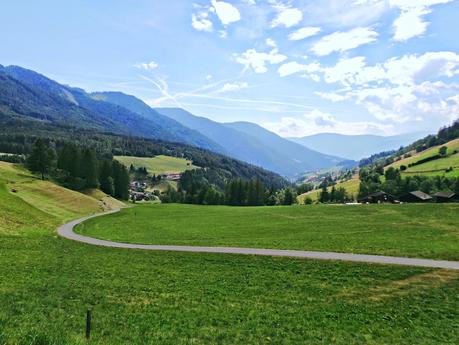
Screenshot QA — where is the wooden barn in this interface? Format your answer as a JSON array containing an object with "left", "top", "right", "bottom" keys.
[
  {"left": 400, "top": 190, "right": 433, "bottom": 203},
  {"left": 433, "top": 191, "right": 456, "bottom": 203},
  {"left": 358, "top": 191, "right": 397, "bottom": 204}
]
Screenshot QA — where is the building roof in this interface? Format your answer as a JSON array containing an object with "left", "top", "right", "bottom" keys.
[
  {"left": 409, "top": 190, "right": 433, "bottom": 201},
  {"left": 433, "top": 191, "right": 456, "bottom": 198}
]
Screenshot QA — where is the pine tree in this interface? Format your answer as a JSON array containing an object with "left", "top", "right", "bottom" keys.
[
  {"left": 112, "top": 161, "right": 130, "bottom": 200},
  {"left": 26, "top": 139, "right": 56, "bottom": 180},
  {"left": 80, "top": 148, "right": 99, "bottom": 188},
  {"left": 99, "top": 160, "right": 114, "bottom": 196}
]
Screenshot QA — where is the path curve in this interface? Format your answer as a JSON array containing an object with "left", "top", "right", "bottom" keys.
[{"left": 58, "top": 209, "right": 459, "bottom": 270}]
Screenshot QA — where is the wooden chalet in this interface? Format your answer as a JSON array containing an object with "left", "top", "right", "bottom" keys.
[
  {"left": 358, "top": 191, "right": 397, "bottom": 204},
  {"left": 433, "top": 191, "right": 456, "bottom": 203},
  {"left": 400, "top": 190, "right": 433, "bottom": 203}
]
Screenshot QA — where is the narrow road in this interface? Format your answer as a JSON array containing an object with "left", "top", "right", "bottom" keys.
[{"left": 58, "top": 209, "right": 459, "bottom": 270}]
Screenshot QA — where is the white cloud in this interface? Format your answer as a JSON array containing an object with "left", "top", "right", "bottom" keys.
[
  {"left": 390, "top": 0, "right": 454, "bottom": 41},
  {"left": 288, "top": 27, "right": 321, "bottom": 41},
  {"left": 271, "top": 3, "right": 303, "bottom": 28},
  {"left": 278, "top": 61, "right": 321, "bottom": 77},
  {"left": 311, "top": 51, "right": 459, "bottom": 126},
  {"left": 302, "top": 0, "right": 389, "bottom": 28},
  {"left": 192, "top": 12, "right": 213, "bottom": 32},
  {"left": 134, "top": 61, "right": 158, "bottom": 71},
  {"left": 265, "top": 38, "right": 277, "bottom": 49},
  {"left": 311, "top": 27, "right": 378, "bottom": 56},
  {"left": 216, "top": 82, "right": 249, "bottom": 93},
  {"left": 263, "top": 110, "right": 393, "bottom": 137},
  {"left": 211, "top": 0, "right": 241, "bottom": 25},
  {"left": 235, "top": 44, "right": 287, "bottom": 73}
]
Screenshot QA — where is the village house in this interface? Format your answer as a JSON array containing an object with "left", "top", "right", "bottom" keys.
[
  {"left": 358, "top": 191, "right": 397, "bottom": 204},
  {"left": 433, "top": 191, "right": 457, "bottom": 203},
  {"left": 400, "top": 191, "right": 433, "bottom": 203}
]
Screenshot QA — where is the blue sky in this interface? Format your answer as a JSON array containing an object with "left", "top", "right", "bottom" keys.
[{"left": 1, "top": 0, "right": 459, "bottom": 137}]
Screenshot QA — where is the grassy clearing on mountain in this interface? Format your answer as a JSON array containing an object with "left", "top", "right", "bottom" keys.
[
  {"left": 77, "top": 203, "right": 459, "bottom": 261},
  {"left": 114, "top": 155, "right": 197, "bottom": 174},
  {"left": 298, "top": 176, "right": 360, "bottom": 203},
  {"left": 1, "top": 162, "right": 458, "bottom": 344},
  {"left": 388, "top": 138, "right": 459, "bottom": 177}
]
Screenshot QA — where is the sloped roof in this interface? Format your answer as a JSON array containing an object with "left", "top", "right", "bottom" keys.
[
  {"left": 409, "top": 190, "right": 433, "bottom": 200},
  {"left": 433, "top": 191, "right": 456, "bottom": 198}
]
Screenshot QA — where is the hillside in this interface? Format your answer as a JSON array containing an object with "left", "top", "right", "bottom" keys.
[
  {"left": 0, "top": 120, "right": 288, "bottom": 190},
  {"left": 156, "top": 108, "right": 344, "bottom": 177},
  {"left": 388, "top": 138, "right": 459, "bottom": 177},
  {"left": 0, "top": 65, "right": 221, "bottom": 152},
  {"left": 289, "top": 132, "right": 424, "bottom": 160},
  {"left": 0, "top": 162, "right": 122, "bottom": 221},
  {"left": 90, "top": 91, "right": 225, "bottom": 153}
]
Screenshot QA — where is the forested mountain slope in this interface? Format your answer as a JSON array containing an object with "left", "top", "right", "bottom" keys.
[
  {"left": 157, "top": 108, "right": 344, "bottom": 177},
  {"left": 0, "top": 65, "right": 221, "bottom": 151}
]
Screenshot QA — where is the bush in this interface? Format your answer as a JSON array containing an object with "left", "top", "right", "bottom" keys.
[{"left": 304, "top": 197, "right": 313, "bottom": 205}]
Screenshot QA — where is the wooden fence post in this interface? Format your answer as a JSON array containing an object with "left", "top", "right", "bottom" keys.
[{"left": 86, "top": 309, "right": 91, "bottom": 339}]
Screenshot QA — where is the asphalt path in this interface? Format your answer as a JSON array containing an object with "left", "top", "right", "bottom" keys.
[{"left": 57, "top": 209, "right": 459, "bottom": 270}]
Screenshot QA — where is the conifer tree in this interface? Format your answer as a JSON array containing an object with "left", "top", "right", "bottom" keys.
[{"left": 27, "top": 139, "right": 56, "bottom": 180}]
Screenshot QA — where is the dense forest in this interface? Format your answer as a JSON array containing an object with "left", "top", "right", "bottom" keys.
[
  {"left": 161, "top": 171, "right": 297, "bottom": 206},
  {"left": 26, "top": 139, "right": 130, "bottom": 200}
]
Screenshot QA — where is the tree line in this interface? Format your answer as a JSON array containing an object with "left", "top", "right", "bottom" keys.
[
  {"left": 358, "top": 165, "right": 459, "bottom": 199},
  {"left": 160, "top": 169, "right": 297, "bottom": 206},
  {"left": 26, "top": 139, "right": 130, "bottom": 200}
]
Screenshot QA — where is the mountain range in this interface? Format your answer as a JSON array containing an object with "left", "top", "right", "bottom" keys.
[
  {"left": 0, "top": 65, "right": 221, "bottom": 152},
  {"left": 289, "top": 133, "right": 428, "bottom": 161},
  {"left": 0, "top": 64, "right": 429, "bottom": 177},
  {"left": 156, "top": 108, "right": 344, "bottom": 177}
]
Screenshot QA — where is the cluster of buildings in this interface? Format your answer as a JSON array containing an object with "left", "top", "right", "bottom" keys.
[
  {"left": 129, "top": 172, "right": 183, "bottom": 201},
  {"left": 358, "top": 191, "right": 457, "bottom": 204}
]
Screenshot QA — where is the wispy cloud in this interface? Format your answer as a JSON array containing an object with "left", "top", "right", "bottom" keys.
[
  {"left": 288, "top": 27, "right": 321, "bottom": 41},
  {"left": 134, "top": 61, "right": 158, "bottom": 71},
  {"left": 311, "top": 27, "right": 378, "bottom": 56}
]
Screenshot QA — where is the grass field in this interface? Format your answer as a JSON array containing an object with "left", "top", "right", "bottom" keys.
[
  {"left": 114, "top": 155, "right": 198, "bottom": 175},
  {"left": 77, "top": 203, "right": 459, "bottom": 261},
  {"left": 1, "top": 162, "right": 459, "bottom": 344}
]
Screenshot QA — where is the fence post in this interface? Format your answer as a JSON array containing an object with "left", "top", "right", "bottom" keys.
[{"left": 86, "top": 309, "right": 91, "bottom": 339}]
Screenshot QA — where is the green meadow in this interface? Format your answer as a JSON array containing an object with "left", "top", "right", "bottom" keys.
[
  {"left": 114, "top": 155, "right": 198, "bottom": 174},
  {"left": 76, "top": 203, "right": 459, "bottom": 261},
  {"left": 1, "top": 162, "right": 458, "bottom": 344}
]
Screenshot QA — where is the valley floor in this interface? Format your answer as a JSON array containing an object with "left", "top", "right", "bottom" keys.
[
  {"left": 1, "top": 162, "right": 458, "bottom": 344},
  {"left": 77, "top": 203, "right": 459, "bottom": 261}
]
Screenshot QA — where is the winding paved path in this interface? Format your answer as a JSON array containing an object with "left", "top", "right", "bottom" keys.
[{"left": 58, "top": 209, "right": 459, "bottom": 270}]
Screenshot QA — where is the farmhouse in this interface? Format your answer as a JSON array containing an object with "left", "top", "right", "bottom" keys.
[
  {"left": 400, "top": 191, "right": 433, "bottom": 203},
  {"left": 358, "top": 191, "right": 397, "bottom": 204},
  {"left": 161, "top": 173, "right": 181, "bottom": 181},
  {"left": 433, "top": 191, "right": 456, "bottom": 203}
]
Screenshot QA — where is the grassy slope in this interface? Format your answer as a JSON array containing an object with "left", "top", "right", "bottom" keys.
[
  {"left": 1, "top": 163, "right": 458, "bottom": 344},
  {"left": 298, "top": 176, "right": 360, "bottom": 203},
  {"left": 114, "top": 155, "right": 198, "bottom": 174},
  {"left": 77, "top": 203, "right": 459, "bottom": 261},
  {"left": 298, "top": 138, "right": 459, "bottom": 203},
  {"left": 388, "top": 138, "right": 459, "bottom": 177}
]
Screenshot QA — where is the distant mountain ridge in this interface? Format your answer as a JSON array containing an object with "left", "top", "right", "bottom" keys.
[
  {"left": 156, "top": 108, "right": 345, "bottom": 177},
  {"left": 0, "top": 65, "right": 222, "bottom": 152},
  {"left": 289, "top": 132, "right": 427, "bottom": 160}
]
